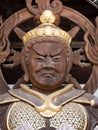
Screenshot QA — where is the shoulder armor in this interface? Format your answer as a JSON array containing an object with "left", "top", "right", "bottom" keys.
[
  {"left": 73, "top": 92, "right": 98, "bottom": 107},
  {"left": 0, "top": 92, "right": 20, "bottom": 105}
]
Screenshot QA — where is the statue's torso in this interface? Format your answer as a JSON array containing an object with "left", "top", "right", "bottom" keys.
[
  {"left": 7, "top": 101, "right": 88, "bottom": 130},
  {"left": 0, "top": 85, "right": 98, "bottom": 130}
]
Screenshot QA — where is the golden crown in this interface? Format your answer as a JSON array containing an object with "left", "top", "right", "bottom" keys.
[{"left": 22, "top": 10, "right": 72, "bottom": 44}]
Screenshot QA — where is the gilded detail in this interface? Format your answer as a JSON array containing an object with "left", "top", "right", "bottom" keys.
[
  {"left": 40, "top": 10, "right": 56, "bottom": 24},
  {"left": 7, "top": 102, "right": 46, "bottom": 130},
  {"left": 6, "top": 101, "right": 88, "bottom": 130},
  {"left": 22, "top": 10, "right": 72, "bottom": 44},
  {"left": 50, "top": 102, "right": 88, "bottom": 130}
]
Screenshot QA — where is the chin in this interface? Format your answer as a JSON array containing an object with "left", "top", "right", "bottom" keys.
[
  {"left": 32, "top": 77, "right": 64, "bottom": 91},
  {"left": 39, "top": 77, "right": 58, "bottom": 85}
]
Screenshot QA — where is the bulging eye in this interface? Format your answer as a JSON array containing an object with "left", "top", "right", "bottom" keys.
[
  {"left": 52, "top": 56, "right": 61, "bottom": 62},
  {"left": 35, "top": 56, "right": 45, "bottom": 61}
]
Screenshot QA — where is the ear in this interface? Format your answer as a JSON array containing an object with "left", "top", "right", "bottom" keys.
[
  {"left": 21, "top": 49, "right": 29, "bottom": 82},
  {"left": 22, "top": 63, "right": 29, "bottom": 82},
  {"left": 23, "top": 62, "right": 29, "bottom": 82},
  {"left": 24, "top": 73, "right": 29, "bottom": 82},
  {"left": 14, "top": 27, "right": 26, "bottom": 39},
  {"left": 68, "top": 26, "right": 80, "bottom": 38}
]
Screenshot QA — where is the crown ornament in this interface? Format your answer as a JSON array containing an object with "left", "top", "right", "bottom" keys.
[{"left": 22, "top": 10, "right": 72, "bottom": 45}]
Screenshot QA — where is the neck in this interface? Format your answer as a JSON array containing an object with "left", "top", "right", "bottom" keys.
[
  {"left": 31, "top": 86, "right": 62, "bottom": 95},
  {"left": 20, "top": 83, "right": 74, "bottom": 97},
  {"left": 21, "top": 83, "right": 73, "bottom": 95}
]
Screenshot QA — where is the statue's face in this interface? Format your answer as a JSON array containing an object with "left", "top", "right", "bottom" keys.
[{"left": 26, "top": 42, "right": 68, "bottom": 91}]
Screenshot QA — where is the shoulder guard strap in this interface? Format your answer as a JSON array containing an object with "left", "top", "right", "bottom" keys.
[
  {"left": 0, "top": 92, "right": 20, "bottom": 105},
  {"left": 73, "top": 92, "right": 98, "bottom": 107}
]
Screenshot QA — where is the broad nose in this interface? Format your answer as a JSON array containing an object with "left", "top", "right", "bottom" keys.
[{"left": 44, "top": 56, "right": 54, "bottom": 68}]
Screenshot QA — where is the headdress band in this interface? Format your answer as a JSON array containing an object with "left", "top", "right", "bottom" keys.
[{"left": 22, "top": 10, "right": 72, "bottom": 44}]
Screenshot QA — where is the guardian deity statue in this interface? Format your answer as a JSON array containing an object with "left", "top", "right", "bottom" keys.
[{"left": 0, "top": 0, "right": 98, "bottom": 130}]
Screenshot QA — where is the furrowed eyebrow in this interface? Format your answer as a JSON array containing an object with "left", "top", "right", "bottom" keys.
[
  {"left": 50, "top": 52, "right": 62, "bottom": 57},
  {"left": 32, "top": 48, "right": 45, "bottom": 56},
  {"left": 32, "top": 47, "right": 63, "bottom": 57}
]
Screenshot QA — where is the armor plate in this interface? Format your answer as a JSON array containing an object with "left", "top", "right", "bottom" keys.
[{"left": 7, "top": 101, "right": 88, "bottom": 130}]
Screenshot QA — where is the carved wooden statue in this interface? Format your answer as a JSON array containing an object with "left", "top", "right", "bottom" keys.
[{"left": 0, "top": 0, "right": 98, "bottom": 130}]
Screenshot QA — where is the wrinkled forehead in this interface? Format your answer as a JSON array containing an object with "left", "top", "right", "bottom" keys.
[{"left": 32, "top": 42, "right": 65, "bottom": 55}]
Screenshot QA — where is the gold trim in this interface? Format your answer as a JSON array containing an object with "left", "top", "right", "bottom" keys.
[
  {"left": 9, "top": 84, "right": 85, "bottom": 117},
  {"left": 6, "top": 102, "right": 46, "bottom": 130},
  {"left": 0, "top": 98, "right": 19, "bottom": 104},
  {"left": 61, "top": 90, "right": 85, "bottom": 106},
  {"left": 20, "top": 84, "right": 73, "bottom": 102},
  {"left": 78, "top": 104, "right": 88, "bottom": 130},
  {"left": 22, "top": 10, "right": 72, "bottom": 44},
  {"left": 50, "top": 102, "right": 88, "bottom": 130},
  {"left": 40, "top": 110, "right": 57, "bottom": 117},
  {"left": 21, "top": 84, "right": 85, "bottom": 117},
  {"left": 22, "top": 24, "right": 72, "bottom": 44},
  {"left": 9, "top": 90, "right": 36, "bottom": 107},
  {"left": 7, "top": 103, "right": 15, "bottom": 130},
  {"left": 91, "top": 100, "right": 95, "bottom": 106},
  {"left": 20, "top": 84, "right": 74, "bottom": 117},
  {"left": 40, "top": 10, "right": 56, "bottom": 24},
  {"left": 73, "top": 99, "right": 91, "bottom": 105},
  {"left": 9, "top": 84, "right": 74, "bottom": 117}
]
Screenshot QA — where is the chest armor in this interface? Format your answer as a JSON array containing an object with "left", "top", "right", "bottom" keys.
[{"left": 6, "top": 101, "right": 88, "bottom": 130}]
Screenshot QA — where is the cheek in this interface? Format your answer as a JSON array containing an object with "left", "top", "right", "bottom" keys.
[
  {"left": 55, "top": 61, "right": 67, "bottom": 73},
  {"left": 29, "top": 60, "right": 43, "bottom": 71}
]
